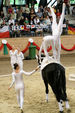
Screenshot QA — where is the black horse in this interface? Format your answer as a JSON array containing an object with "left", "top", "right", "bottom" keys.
[{"left": 36, "top": 55, "right": 70, "bottom": 113}]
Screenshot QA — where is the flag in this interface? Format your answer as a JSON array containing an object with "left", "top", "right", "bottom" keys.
[
  {"left": 20, "top": 25, "right": 24, "bottom": 30},
  {"left": 68, "top": 24, "right": 75, "bottom": 35},
  {"left": 0, "top": 26, "right": 10, "bottom": 38}
]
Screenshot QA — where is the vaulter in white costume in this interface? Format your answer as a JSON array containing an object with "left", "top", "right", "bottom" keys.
[
  {"left": 39, "top": 3, "right": 66, "bottom": 63},
  {"left": 8, "top": 63, "right": 39, "bottom": 113},
  {"left": 17, "top": 48, "right": 24, "bottom": 70},
  {"left": 9, "top": 45, "right": 18, "bottom": 69}
]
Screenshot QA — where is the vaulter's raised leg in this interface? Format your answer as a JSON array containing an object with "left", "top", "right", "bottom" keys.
[
  {"left": 50, "top": 6, "right": 58, "bottom": 35},
  {"left": 58, "top": 3, "right": 66, "bottom": 35}
]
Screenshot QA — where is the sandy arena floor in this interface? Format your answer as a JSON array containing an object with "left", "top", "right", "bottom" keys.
[{"left": 0, "top": 54, "right": 75, "bottom": 113}]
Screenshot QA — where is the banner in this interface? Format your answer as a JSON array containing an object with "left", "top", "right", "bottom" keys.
[
  {"left": 68, "top": 24, "right": 75, "bottom": 35},
  {"left": 0, "top": 26, "right": 10, "bottom": 38}
]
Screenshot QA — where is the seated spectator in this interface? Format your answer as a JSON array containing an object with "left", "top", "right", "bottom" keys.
[
  {"left": 43, "top": 7, "right": 48, "bottom": 18},
  {"left": 44, "top": 16, "right": 51, "bottom": 25},
  {"left": 8, "top": 16, "right": 15, "bottom": 26},
  {"left": 25, "top": 4, "right": 30, "bottom": 14},
  {"left": 30, "top": 17, "right": 34, "bottom": 25},
  {"left": 40, "top": 5, "right": 44, "bottom": 12},
  {"left": 13, "top": 21, "right": 20, "bottom": 37},
  {"left": 40, "top": 16, "right": 44, "bottom": 24},
  {"left": 11, "top": 10, "right": 16, "bottom": 20},
  {"left": 24, "top": 4, "right": 30, "bottom": 19},
  {"left": 56, "top": 9, "right": 61, "bottom": 18},
  {"left": 8, "top": 6, "right": 13, "bottom": 14},
  {"left": 0, "top": 17, "right": 3, "bottom": 27},
  {"left": 30, "top": 17, "right": 36, "bottom": 36},
  {"left": 16, "top": 10, "right": 22, "bottom": 20},
  {"left": 24, "top": 17, "right": 29, "bottom": 25},
  {"left": 16, "top": 7, "right": 23, "bottom": 19},
  {"left": 0, "top": 11, "right": 4, "bottom": 18},
  {"left": 35, "top": 22, "right": 43, "bottom": 36},
  {"left": 34, "top": 16, "right": 40, "bottom": 25},
  {"left": 72, "top": 6, "right": 75, "bottom": 16},
  {"left": 19, "top": 16, "right": 24, "bottom": 25},
  {"left": 36, "top": 9, "right": 43, "bottom": 18},
  {"left": 22, "top": 10, "right": 27, "bottom": 19},
  {"left": 14, "top": 6, "right": 19, "bottom": 13},
  {"left": 65, "top": 2, "right": 70, "bottom": 15},
  {"left": 47, "top": 7, "right": 52, "bottom": 18},
  {"left": 30, "top": 9, "right": 36, "bottom": 20}
]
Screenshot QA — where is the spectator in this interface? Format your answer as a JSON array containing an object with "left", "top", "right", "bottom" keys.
[
  {"left": 11, "top": 10, "right": 16, "bottom": 20},
  {"left": 24, "top": 17, "right": 29, "bottom": 25},
  {"left": 72, "top": 6, "right": 75, "bottom": 16},
  {"left": 19, "top": 16, "right": 24, "bottom": 25},
  {"left": 36, "top": 9, "right": 43, "bottom": 18},
  {"left": 30, "top": 17, "right": 34, "bottom": 25},
  {"left": 14, "top": 21, "right": 20, "bottom": 37},
  {"left": 34, "top": 16, "right": 40, "bottom": 25},
  {"left": 47, "top": 7, "right": 52, "bottom": 18},
  {"left": 22, "top": 10, "right": 27, "bottom": 19},
  {"left": 25, "top": 4, "right": 30, "bottom": 14},
  {"left": 65, "top": 1, "right": 70, "bottom": 15},
  {"left": 40, "top": 16, "right": 44, "bottom": 24},
  {"left": 40, "top": 5, "right": 44, "bottom": 12},
  {"left": 35, "top": 22, "right": 43, "bottom": 36},
  {"left": 0, "top": 11, "right": 4, "bottom": 18},
  {"left": 9, "top": 16, "right": 15, "bottom": 25},
  {"left": 8, "top": 6, "right": 13, "bottom": 14},
  {"left": 44, "top": 16, "right": 51, "bottom": 25},
  {"left": 0, "top": 17, "right": 3, "bottom": 27},
  {"left": 16, "top": 8, "right": 23, "bottom": 20},
  {"left": 14, "top": 6, "right": 19, "bottom": 13},
  {"left": 56, "top": 9, "right": 61, "bottom": 18},
  {"left": 24, "top": 4, "right": 30, "bottom": 19},
  {"left": 30, "top": 9, "right": 36, "bottom": 19}
]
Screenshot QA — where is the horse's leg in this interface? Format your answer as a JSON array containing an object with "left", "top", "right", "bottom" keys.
[
  {"left": 48, "top": 70, "right": 64, "bottom": 112},
  {"left": 61, "top": 69, "right": 70, "bottom": 110},
  {"left": 43, "top": 78, "right": 49, "bottom": 102},
  {"left": 50, "top": 85, "right": 64, "bottom": 112}
]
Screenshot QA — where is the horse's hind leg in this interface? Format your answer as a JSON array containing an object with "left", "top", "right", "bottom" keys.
[
  {"left": 61, "top": 69, "right": 70, "bottom": 110},
  {"left": 43, "top": 79, "right": 49, "bottom": 102}
]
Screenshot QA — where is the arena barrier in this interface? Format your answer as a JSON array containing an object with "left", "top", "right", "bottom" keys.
[{"left": 0, "top": 35, "right": 75, "bottom": 57}]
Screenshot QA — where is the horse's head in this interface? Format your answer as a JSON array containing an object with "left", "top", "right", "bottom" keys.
[{"left": 36, "top": 54, "right": 45, "bottom": 66}]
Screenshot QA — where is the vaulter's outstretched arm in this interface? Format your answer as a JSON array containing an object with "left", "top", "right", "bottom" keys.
[{"left": 58, "top": 3, "right": 66, "bottom": 34}]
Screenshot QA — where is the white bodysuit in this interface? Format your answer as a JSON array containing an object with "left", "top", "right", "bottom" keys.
[
  {"left": 50, "top": 4, "right": 65, "bottom": 62},
  {"left": 39, "top": 4, "right": 65, "bottom": 63},
  {"left": 9, "top": 69, "right": 36, "bottom": 109},
  {"left": 9, "top": 50, "right": 18, "bottom": 69},
  {"left": 17, "top": 52, "right": 24, "bottom": 70}
]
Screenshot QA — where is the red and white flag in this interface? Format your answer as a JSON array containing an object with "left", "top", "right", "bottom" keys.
[{"left": 0, "top": 26, "right": 10, "bottom": 38}]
